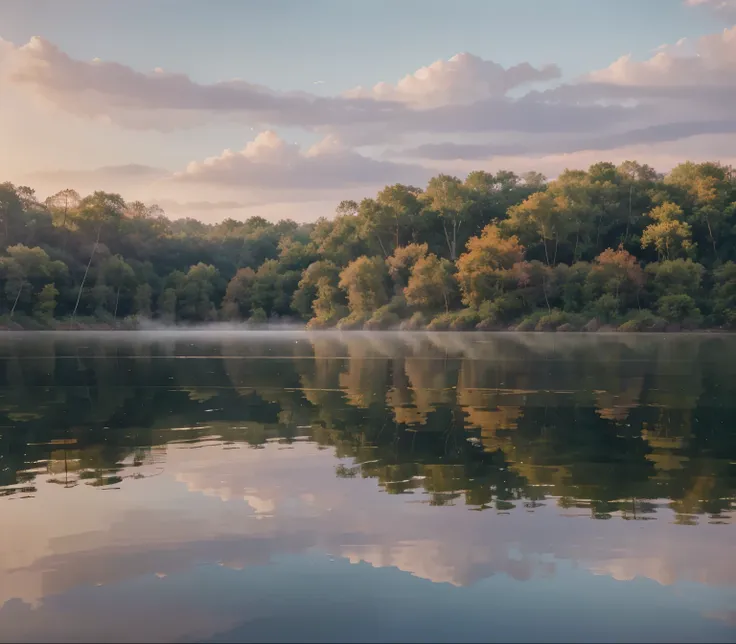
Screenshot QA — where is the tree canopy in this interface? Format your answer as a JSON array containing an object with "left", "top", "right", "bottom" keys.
[{"left": 1, "top": 160, "right": 735, "bottom": 331}]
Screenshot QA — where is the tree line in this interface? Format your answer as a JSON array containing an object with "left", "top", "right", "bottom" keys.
[{"left": 1, "top": 159, "right": 735, "bottom": 330}]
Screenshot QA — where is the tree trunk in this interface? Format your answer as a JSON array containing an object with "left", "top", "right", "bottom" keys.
[
  {"left": 375, "top": 235, "right": 388, "bottom": 258},
  {"left": 10, "top": 281, "right": 24, "bottom": 317},
  {"left": 71, "top": 226, "right": 102, "bottom": 325},
  {"left": 452, "top": 218, "right": 458, "bottom": 261},
  {"left": 114, "top": 285, "right": 121, "bottom": 320},
  {"left": 442, "top": 222, "right": 453, "bottom": 260},
  {"left": 705, "top": 214, "right": 717, "bottom": 258},
  {"left": 61, "top": 207, "right": 69, "bottom": 252},
  {"left": 541, "top": 233, "right": 551, "bottom": 267}
]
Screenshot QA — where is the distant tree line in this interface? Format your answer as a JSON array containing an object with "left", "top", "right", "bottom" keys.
[{"left": 1, "top": 160, "right": 736, "bottom": 330}]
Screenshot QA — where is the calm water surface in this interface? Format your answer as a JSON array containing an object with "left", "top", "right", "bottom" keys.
[{"left": 1, "top": 331, "right": 735, "bottom": 643}]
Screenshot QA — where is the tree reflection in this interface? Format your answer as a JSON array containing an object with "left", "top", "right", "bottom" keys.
[{"left": 0, "top": 332, "right": 733, "bottom": 522}]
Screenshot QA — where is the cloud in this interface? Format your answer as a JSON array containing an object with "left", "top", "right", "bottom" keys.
[
  {"left": 156, "top": 199, "right": 256, "bottom": 214},
  {"left": 30, "top": 163, "right": 167, "bottom": 183},
  {"left": 685, "top": 0, "right": 736, "bottom": 17},
  {"left": 174, "top": 130, "right": 430, "bottom": 190},
  {"left": 394, "top": 120, "right": 736, "bottom": 160},
  {"left": 1, "top": 36, "right": 407, "bottom": 131},
  {"left": 21, "top": 164, "right": 170, "bottom": 200},
  {"left": 584, "top": 26, "right": 736, "bottom": 89},
  {"left": 390, "top": 26, "right": 736, "bottom": 165},
  {"left": 0, "top": 36, "right": 635, "bottom": 142},
  {"left": 3, "top": 28, "right": 735, "bottom": 193},
  {"left": 345, "top": 52, "right": 560, "bottom": 108}
]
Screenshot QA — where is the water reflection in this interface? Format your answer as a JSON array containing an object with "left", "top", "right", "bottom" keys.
[{"left": 0, "top": 332, "right": 735, "bottom": 643}]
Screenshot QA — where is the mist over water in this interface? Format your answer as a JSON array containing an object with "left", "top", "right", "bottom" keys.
[{"left": 0, "top": 332, "right": 734, "bottom": 643}]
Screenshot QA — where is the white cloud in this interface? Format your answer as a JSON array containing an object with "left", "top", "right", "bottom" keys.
[
  {"left": 586, "top": 26, "right": 736, "bottom": 88},
  {"left": 174, "top": 130, "right": 430, "bottom": 190},
  {"left": 685, "top": 0, "right": 736, "bottom": 16},
  {"left": 0, "top": 36, "right": 406, "bottom": 131},
  {"left": 0, "top": 36, "right": 634, "bottom": 141},
  {"left": 345, "top": 52, "right": 560, "bottom": 108},
  {"left": 2, "top": 25, "right": 736, "bottom": 207}
]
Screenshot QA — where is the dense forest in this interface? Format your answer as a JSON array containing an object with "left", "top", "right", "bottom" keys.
[{"left": 1, "top": 159, "right": 736, "bottom": 331}]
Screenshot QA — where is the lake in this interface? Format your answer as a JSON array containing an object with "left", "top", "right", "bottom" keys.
[{"left": 0, "top": 331, "right": 734, "bottom": 643}]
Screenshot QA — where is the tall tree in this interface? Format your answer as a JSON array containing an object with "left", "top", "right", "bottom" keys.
[
  {"left": 405, "top": 254, "right": 457, "bottom": 313},
  {"left": 641, "top": 202, "right": 694, "bottom": 261},
  {"left": 422, "top": 174, "right": 467, "bottom": 260}
]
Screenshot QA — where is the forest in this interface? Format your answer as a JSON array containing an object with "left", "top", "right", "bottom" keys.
[{"left": 1, "top": 159, "right": 735, "bottom": 331}]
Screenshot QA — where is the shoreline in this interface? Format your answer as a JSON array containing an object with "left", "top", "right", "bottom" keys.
[{"left": 0, "top": 322, "right": 732, "bottom": 334}]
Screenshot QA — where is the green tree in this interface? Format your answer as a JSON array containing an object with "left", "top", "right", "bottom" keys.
[
  {"left": 405, "top": 254, "right": 457, "bottom": 313},
  {"left": 0, "top": 245, "right": 67, "bottom": 317},
  {"left": 386, "top": 243, "right": 428, "bottom": 292},
  {"left": 641, "top": 202, "right": 694, "bottom": 261},
  {"left": 657, "top": 294, "right": 702, "bottom": 326},
  {"left": 45, "top": 189, "right": 81, "bottom": 233},
  {"left": 504, "top": 191, "right": 574, "bottom": 266},
  {"left": 133, "top": 283, "right": 153, "bottom": 318},
  {"left": 712, "top": 262, "right": 736, "bottom": 327},
  {"left": 645, "top": 259, "right": 704, "bottom": 299},
  {"left": 339, "top": 256, "right": 389, "bottom": 316},
  {"left": 158, "top": 288, "right": 177, "bottom": 322},
  {"left": 222, "top": 267, "right": 257, "bottom": 320},
  {"left": 422, "top": 174, "right": 467, "bottom": 260},
  {"left": 100, "top": 255, "right": 136, "bottom": 319},
  {"left": 291, "top": 260, "right": 343, "bottom": 321},
  {"left": 34, "top": 283, "right": 59, "bottom": 321},
  {"left": 178, "top": 263, "right": 220, "bottom": 322},
  {"left": 456, "top": 225, "right": 525, "bottom": 308},
  {"left": 587, "top": 246, "right": 645, "bottom": 309}
]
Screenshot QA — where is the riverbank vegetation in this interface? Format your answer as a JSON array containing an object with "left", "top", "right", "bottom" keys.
[{"left": 1, "top": 160, "right": 735, "bottom": 331}]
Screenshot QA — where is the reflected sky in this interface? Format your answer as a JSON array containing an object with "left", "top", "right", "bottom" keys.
[{"left": 0, "top": 332, "right": 735, "bottom": 643}]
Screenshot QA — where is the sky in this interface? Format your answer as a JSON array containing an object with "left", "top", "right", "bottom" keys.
[{"left": 1, "top": 0, "right": 735, "bottom": 222}]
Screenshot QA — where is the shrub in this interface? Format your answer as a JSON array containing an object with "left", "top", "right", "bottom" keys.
[
  {"left": 514, "top": 311, "right": 546, "bottom": 331},
  {"left": 400, "top": 311, "right": 427, "bottom": 331},
  {"left": 591, "top": 293, "right": 621, "bottom": 323},
  {"left": 449, "top": 309, "right": 481, "bottom": 331},
  {"left": 618, "top": 310, "right": 667, "bottom": 332},
  {"left": 479, "top": 293, "right": 526, "bottom": 324},
  {"left": 582, "top": 318, "right": 601, "bottom": 332},
  {"left": 427, "top": 312, "right": 455, "bottom": 331},
  {"left": 476, "top": 317, "right": 501, "bottom": 331},
  {"left": 306, "top": 316, "right": 333, "bottom": 330},
  {"left": 248, "top": 307, "right": 268, "bottom": 326},
  {"left": 385, "top": 295, "right": 409, "bottom": 316},
  {"left": 656, "top": 294, "right": 702, "bottom": 327},
  {"left": 364, "top": 306, "right": 401, "bottom": 330},
  {"left": 535, "top": 309, "right": 567, "bottom": 331},
  {"left": 336, "top": 313, "right": 370, "bottom": 330}
]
